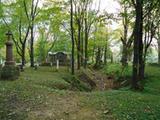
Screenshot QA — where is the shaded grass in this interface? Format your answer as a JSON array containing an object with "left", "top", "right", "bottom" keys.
[
  {"left": 0, "top": 67, "right": 98, "bottom": 120},
  {"left": 0, "top": 66, "right": 160, "bottom": 120},
  {"left": 82, "top": 65, "right": 160, "bottom": 120}
]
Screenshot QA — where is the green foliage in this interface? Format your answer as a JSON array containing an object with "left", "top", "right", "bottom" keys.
[
  {"left": 103, "top": 64, "right": 132, "bottom": 81},
  {"left": 35, "top": 31, "right": 48, "bottom": 63},
  {"left": 0, "top": 24, "right": 7, "bottom": 48}
]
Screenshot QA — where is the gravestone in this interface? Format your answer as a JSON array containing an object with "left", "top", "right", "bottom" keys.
[{"left": 1, "top": 31, "right": 20, "bottom": 80}]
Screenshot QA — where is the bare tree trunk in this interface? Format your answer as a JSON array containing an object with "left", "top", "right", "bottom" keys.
[
  {"left": 132, "top": 0, "right": 143, "bottom": 89},
  {"left": 104, "top": 45, "right": 107, "bottom": 65},
  {"left": 81, "top": 20, "right": 84, "bottom": 67},
  {"left": 21, "top": 44, "right": 26, "bottom": 66},
  {"left": 28, "top": 0, "right": 39, "bottom": 67},
  {"left": 94, "top": 47, "right": 102, "bottom": 69},
  {"left": 158, "top": 40, "right": 160, "bottom": 64},
  {"left": 70, "top": 0, "right": 75, "bottom": 75},
  {"left": 138, "top": 20, "right": 144, "bottom": 80},
  {"left": 30, "top": 25, "right": 34, "bottom": 67},
  {"left": 120, "top": 4, "right": 130, "bottom": 67},
  {"left": 121, "top": 45, "right": 128, "bottom": 66},
  {"left": 84, "top": 18, "right": 88, "bottom": 69},
  {"left": 77, "top": 20, "right": 81, "bottom": 70}
]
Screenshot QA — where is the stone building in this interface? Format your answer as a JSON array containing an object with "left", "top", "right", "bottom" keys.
[{"left": 48, "top": 52, "right": 70, "bottom": 66}]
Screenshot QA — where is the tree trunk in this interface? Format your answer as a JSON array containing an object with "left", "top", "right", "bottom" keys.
[
  {"left": 21, "top": 44, "right": 26, "bottom": 66},
  {"left": 140, "top": 59, "right": 145, "bottom": 80},
  {"left": 138, "top": 2, "right": 144, "bottom": 81},
  {"left": 84, "top": 18, "right": 88, "bottom": 69},
  {"left": 158, "top": 40, "right": 160, "bottom": 64},
  {"left": 132, "top": 0, "right": 143, "bottom": 89},
  {"left": 81, "top": 33, "right": 84, "bottom": 67},
  {"left": 30, "top": 25, "right": 34, "bottom": 67},
  {"left": 94, "top": 47, "right": 101, "bottom": 69},
  {"left": 81, "top": 21, "right": 84, "bottom": 67},
  {"left": 70, "top": 0, "right": 75, "bottom": 75},
  {"left": 104, "top": 45, "right": 107, "bottom": 65},
  {"left": 121, "top": 44, "right": 128, "bottom": 66},
  {"left": 77, "top": 21, "right": 81, "bottom": 70}
]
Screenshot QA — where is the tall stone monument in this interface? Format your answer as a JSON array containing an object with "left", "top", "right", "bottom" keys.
[
  {"left": 5, "top": 30, "right": 15, "bottom": 66},
  {"left": 1, "top": 31, "right": 20, "bottom": 80}
]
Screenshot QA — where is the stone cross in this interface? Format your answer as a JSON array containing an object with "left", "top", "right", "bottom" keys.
[{"left": 5, "top": 30, "right": 15, "bottom": 66}]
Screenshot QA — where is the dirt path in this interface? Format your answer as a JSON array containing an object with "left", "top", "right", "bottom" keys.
[
  {"left": 92, "top": 70, "right": 113, "bottom": 91},
  {"left": 27, "top": 92, "right": 102, "bottom": 120}
]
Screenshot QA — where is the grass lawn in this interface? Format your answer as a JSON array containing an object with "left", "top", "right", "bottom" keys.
[{"left": 0, "top": 66, "right": 160, "bottom": 120}]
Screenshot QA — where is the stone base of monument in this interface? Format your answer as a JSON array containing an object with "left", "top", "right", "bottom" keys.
[{"left": 1, "top": 65, "right": 20, "bottom": 80}]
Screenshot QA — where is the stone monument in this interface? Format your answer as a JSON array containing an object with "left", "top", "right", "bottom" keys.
[
  {"left": 1, "top": 31, "right": 20, "bottom": 80},
  {"left": 5, "top": 31, "right": 15, "bottom": 65}
]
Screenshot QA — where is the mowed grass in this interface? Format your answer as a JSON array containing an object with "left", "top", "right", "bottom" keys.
[{"left": 0, "top": 66, "right": 160, "bottom": 120}]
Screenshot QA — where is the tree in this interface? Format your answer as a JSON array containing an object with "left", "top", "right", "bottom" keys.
[
  {"left": 93, "top": 22, "right": 108, "bottom": 69},
  {"left": 13, "top": 0, "right": 30, "bottom": 66},
  {"left": 132, "top": 0, "right": 143, "bottom": 89},
  {"left": 71, "top": 0, "right": 103, "bottom": 69},
  {"left": 24, "top": 0, "right": 39, "bottom": 67},
  {"left": 155, "top": 27, "right": 160, "bottom": 64},
  {"left": 70, "top": 0, "right": 75, "bottom": 75},
  {"left": 0, "top": 0, "right": 30, "bottom": 66},
  {"left": 141, "top": 1, "right": 160, "bottom": 78},
  {"left": 119, "top": 0, "right": 134, "bottom": 67},
  {"left": 131, "top": 0, "right": 160, "bottom": 89}
]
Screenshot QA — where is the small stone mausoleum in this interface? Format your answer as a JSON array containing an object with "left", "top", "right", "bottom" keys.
[{"left": 48, "top": 52, "right": 70, "bottom": 66}]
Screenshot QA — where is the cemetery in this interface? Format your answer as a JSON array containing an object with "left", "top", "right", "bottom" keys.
[{"left": 0, "top": 0, "right": 160, "bottom": 120}]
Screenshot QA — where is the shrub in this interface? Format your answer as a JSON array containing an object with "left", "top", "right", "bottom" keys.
[{"left": 103, "top": 64, "right": 132, "bottom": 81}]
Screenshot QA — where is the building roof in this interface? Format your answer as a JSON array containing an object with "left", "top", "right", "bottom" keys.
[{"left": 48, "top": 51, "right": 70, "bottom": 55}]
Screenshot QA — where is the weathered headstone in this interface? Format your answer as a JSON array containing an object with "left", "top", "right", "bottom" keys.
[{"left": 1, "top": 31, "right": 20, "bottom": 80}]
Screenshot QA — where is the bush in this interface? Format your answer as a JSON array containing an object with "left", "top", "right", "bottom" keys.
[
  {"left": 1, "top": 65, "right": 20, "bottom": 80},
  {"left": 103, "top": 64, "right": 132, "bottom": 81}
]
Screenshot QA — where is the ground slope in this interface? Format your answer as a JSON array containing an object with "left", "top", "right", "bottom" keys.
[{"left": 0, "top": 66, "right": 159, "bottom": 120}]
